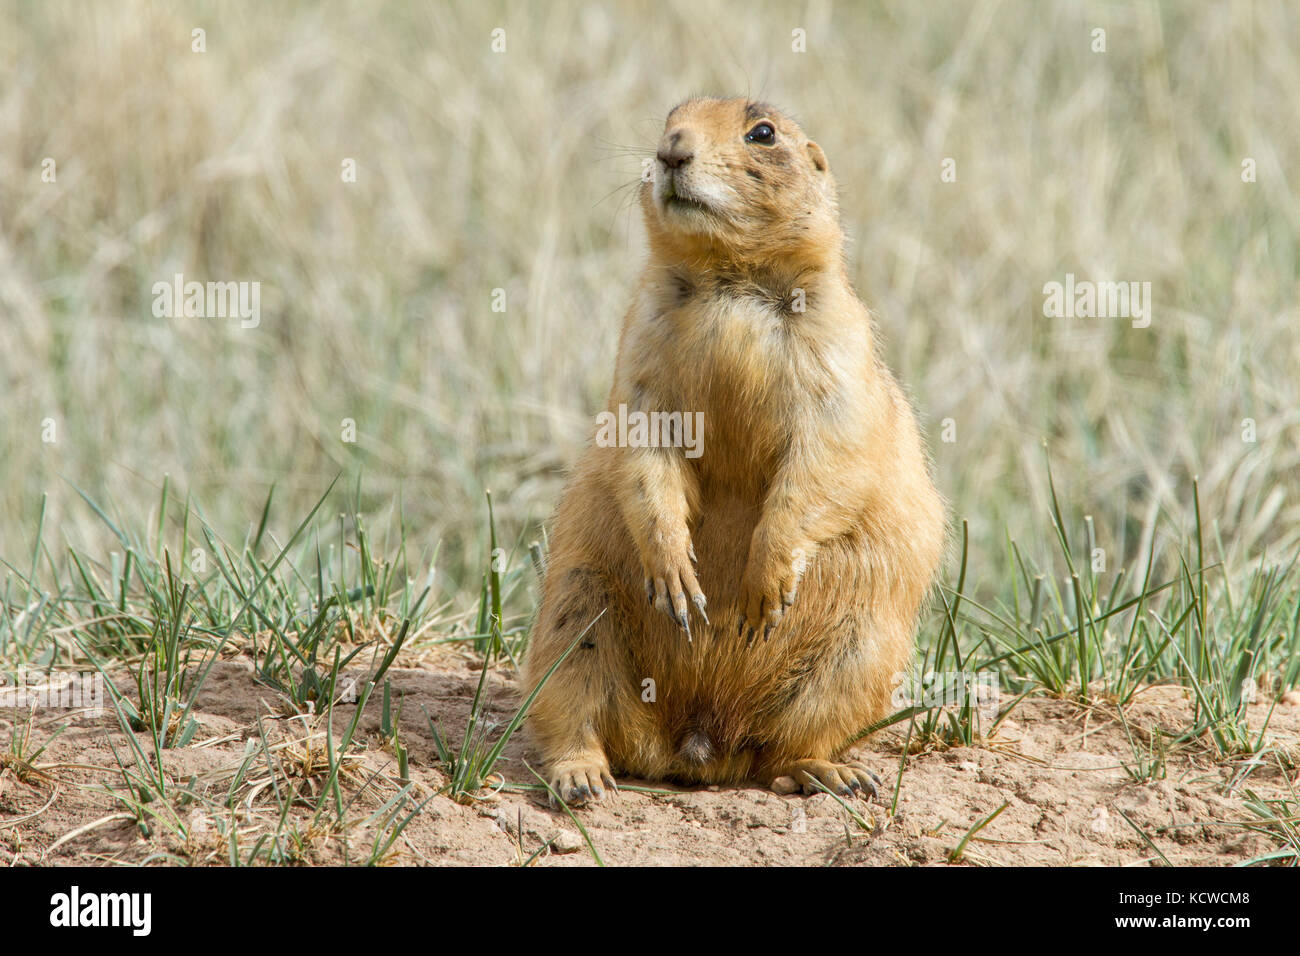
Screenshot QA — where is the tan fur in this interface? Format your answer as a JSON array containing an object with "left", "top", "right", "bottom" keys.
[{"left": 522, "top": 97, "right": 946, "bottom": 803}]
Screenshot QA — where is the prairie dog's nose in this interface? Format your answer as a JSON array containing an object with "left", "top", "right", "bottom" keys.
[{"left": 657, "top": 127, "right": 696, "bottom": 169}]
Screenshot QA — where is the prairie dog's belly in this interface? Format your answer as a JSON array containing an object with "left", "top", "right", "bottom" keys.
[
  {"left": 690, "top": 493, "right": 778, "bottom": 616},
  {"left": 630, "top": 493, "right": 871, "bottom": 681}
]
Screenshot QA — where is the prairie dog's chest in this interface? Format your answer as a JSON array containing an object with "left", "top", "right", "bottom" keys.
[
  {"left": 625, "top": 284, "right": 845, "bottom": 472},
  {"left": 653, "top": 287, "right": 807, "bottom": 406}
]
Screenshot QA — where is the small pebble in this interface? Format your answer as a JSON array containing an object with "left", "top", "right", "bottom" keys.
[
  {"left": 771, "top": 775, "right": 800, "bottom": 795},
  {"left": 550, "top": 829, "right": 582, "bottom": 854}
]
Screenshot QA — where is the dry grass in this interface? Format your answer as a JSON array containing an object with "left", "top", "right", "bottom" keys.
[{"left": 2, "top": 0, "right": 1297, "bottom": 603}]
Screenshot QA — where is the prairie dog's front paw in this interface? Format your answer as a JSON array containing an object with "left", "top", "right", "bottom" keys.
[
  {"left": 642, "top": 537, "right": 708, "bottom": 638},
  {"left": 738, "top": 541, "right": 807, "bottom": 643}
]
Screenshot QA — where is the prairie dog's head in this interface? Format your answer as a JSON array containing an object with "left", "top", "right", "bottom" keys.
[{"left": 641, "top": 97, "right": 841, "bottom": 270}]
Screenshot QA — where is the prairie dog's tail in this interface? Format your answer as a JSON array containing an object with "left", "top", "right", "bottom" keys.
[{"left": 677, "top": 728, "right": 714, "bottom": 766}]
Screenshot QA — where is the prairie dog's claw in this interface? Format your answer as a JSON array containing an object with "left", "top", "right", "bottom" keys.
[{"left": 644, "top": 546, "right": 708, "bottom": 637}]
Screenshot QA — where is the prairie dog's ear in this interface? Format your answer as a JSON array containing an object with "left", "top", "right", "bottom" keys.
[{"left": 806, "top": 141, "right": 829, "bottom": 173}]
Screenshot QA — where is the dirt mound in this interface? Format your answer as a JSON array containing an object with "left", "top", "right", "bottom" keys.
[{"left": 2, "top": 650, "right": 1296, "bottom": 867}]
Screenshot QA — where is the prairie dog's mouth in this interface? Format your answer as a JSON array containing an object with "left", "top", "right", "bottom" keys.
[
  {"left": 665, "top": 193, "right": 711, "bottom": 213},
  {"left": 657, "top": 175, "right": 715, "bottom": 216}
]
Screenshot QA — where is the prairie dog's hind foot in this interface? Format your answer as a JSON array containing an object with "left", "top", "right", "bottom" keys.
[
  {"left": 770, "top": 759, "right": 881, "bottom": 800},
  {"left": 548, "top": 755, "right": 619, "bottom": 807}
]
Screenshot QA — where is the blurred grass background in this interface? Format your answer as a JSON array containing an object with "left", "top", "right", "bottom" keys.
[{"left": 1, "top": 0, "right": 1297, "bottom": 603}]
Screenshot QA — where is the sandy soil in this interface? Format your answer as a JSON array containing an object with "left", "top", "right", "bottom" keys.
[{"left": 2, "top": 645, "right": 1297, "bottom": 867}]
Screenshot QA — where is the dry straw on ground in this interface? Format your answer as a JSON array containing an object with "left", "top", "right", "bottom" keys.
[{"left": 2, "top": 1, "right": 1297, "bottom": 603}]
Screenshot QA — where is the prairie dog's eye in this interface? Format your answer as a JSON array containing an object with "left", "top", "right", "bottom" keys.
[{"left": 745, "top": 122, "right": 776, "bottom": 145}]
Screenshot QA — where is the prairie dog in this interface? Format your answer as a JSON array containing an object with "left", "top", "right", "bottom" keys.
[{"left": 523, "top": 97, "right": 945, "bottom": 803}]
